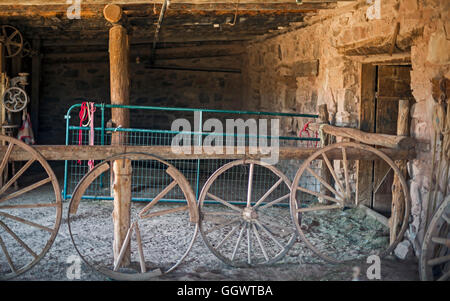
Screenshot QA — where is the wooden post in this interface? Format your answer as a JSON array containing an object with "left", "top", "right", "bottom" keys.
[
  {"left": 318, "top": 104, "right": 334, "bottom": 203},
  {"left": 105, "top": 4, "right": 132, "bottom": 267},
  {"left": 30, "top": 38, "right": 41, "bottom": 141},
  {"left": 389, "top": 99, "right": 410, "bottom": 244}
]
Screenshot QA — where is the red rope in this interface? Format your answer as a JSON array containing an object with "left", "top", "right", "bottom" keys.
[
  {"left": 77, "top": 102, "right": 89, "bottom": 164},
  {"left": 298, "top": 121, "right": 319, "bottom": 148}
]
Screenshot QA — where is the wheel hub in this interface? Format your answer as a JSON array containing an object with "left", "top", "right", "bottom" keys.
[{"left": 242, "top": 207, "right": 258, "bottom": 221}]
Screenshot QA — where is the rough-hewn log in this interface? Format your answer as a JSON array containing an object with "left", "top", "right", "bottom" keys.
[
  {"left": 0, "top": 145, "right": 417, "bottom": 161},
  {"left": 308, "top": 123, "right": 415, "bottom": 149},
  {"left": 389, "top": 99, "right": 410, "bottom": 244},
  {"left": 107, "top": 6, "right": 131, "bottom": 267}
]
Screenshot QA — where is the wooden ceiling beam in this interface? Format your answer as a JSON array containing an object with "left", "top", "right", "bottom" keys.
[{"left": 0, "top": 3, "right": 335, "bottom": 18}]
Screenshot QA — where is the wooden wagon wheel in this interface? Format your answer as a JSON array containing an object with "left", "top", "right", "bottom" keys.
[
  {"left": 67, "top": 153, "right": 199, "bottom": 281},
  {"left": 0, "top": 25, "right": 23, "bottom": 58},
  {"left": 420, "top": 196, "right": 450, "bottom": 281},
  {"left": 0, "top": 135, "right": 62, "bottom": 280},
  {"left": 290, "top": 142, "right": 411, "bottom": 263},
  {"left": 198, "top": 159, "right": 296, "bottom": 267}
]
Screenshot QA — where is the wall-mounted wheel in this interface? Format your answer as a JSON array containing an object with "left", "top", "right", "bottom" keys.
[
  {"left": 420, "top": 197, "right": 449, "bottom": 281},
  {"left": 0, "top": 25, "right": 23, "bottom": 58},
  {"left": 290, "top": 142, "right": 411, "bottom": 263},
  {"left": 0, "top": 135, "right": 62, "bottom": 280},
  {"left": 67, "top": 153, "right": 199, "bottom": 281},
  {"left": 198, "top": 159, "right": 296, "bottom": 267}
]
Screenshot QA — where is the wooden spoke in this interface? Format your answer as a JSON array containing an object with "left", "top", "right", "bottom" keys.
[
  {"left": 215, "top": 222, "right": 241, "bottom": 250},
  {"left": 0, "top": 203, "right": 58, "bottom": 210},
  {"left": 0, "top": 159, "right": 36, "bottom": 196},
  {"left": 427, "top": 254, "right": 450, "bottom": 266},
  {"left": 297, "top": 186, "right": 342, "bottom": 205},
  {"left": 342, "top": 147, "right": 351, "bottom": 198},
  {"left": 373, "top": 167, "right": 393, "bottom": 194},
  {"left": 113, "top": 223, "right": 135, "bottom": 271},
  {"left": 254, "top": 220, "right": 284, "bottom": 250},
  {"left": 206, "top": 192, "right": 243, "bottom": 212},
  {"left": 246, "top": 163, "right": 254, "bottom": 207},
  {"left": 431, "top": 237, "right": 450, "bottom": 248},
  {"left": 305, "top": 166, "right": 345, "bottom": 200},
  {"left": 0, "top": 135, "right": 62, "bottom": 280},
  {"left": 322, "top": 152, "right": 346, "bottom": 195},
  {"left": 0, "top": 177, "right": 52, "bottom": 204},
  {"left": 0, "top": 211, "right": 53, "bottom": 233},
  {"left": 0, "top": 143, "right": 14, "bottom": 176},
  {"left": 297, "top": 204, "right": 342, "bottom": 213},
  {"left": 231, "top": 224, "right": 246, "bottom": 261},
  {"left": 259, "top": 193, "right": 290, "bottom": 210},
  {"left": 253, "top": 178, "right": 283, "bottom": 208},
  {"left": 138, "top": 180, "right": 177, "bottom": 218},
  {"left": 199, "top": 159, "right": 295, "bottom": 267},
  {"left": 252, "top": 224, "right": 269, "bottom": 262},
  {"left": 0, "top": 220, "right": 38, "bottom": 259},
  {"left": 133, "top": 222, "right": 146, "bottom": 274},
  {"left": 204, "top": 217, "right": 240, "bottom": 235},
  {"left": 0, "top": 234, "right": 16, "bottom": 273}
]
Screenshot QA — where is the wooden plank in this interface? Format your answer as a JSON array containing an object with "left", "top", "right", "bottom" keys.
[
  {"left": 372, "top": 66, "right": 412, "bottom": 214},
  {"left": 309, "top": 122, "right": 415, "bottom": 149},
  {"left": 357, "top": 64, "right": 376, "bottom": 207},
  {"left": 389, "top": 99, "right": 409, "bottom": 244},
  {"left": 0, "top": 145, "right": 417, "bottom": 161},
  {"left": 317, "top": 104, "right": 333, "bottom": 204}
]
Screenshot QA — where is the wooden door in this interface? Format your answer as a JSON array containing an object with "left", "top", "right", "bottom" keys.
[{"left": 358, "top": 65, "right": 412, "bottom": 214}]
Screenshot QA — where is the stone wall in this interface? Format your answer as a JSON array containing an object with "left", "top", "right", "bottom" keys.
[{"left": 242, "top": 0, "right": 450, "bottom": 256}]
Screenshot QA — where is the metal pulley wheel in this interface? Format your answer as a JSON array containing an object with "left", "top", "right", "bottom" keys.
[
  {"left": 0, "top": 25, "right": 24, "bottom": 58},
  {"left": 2, "top": 87, "right": 28, "bottom": 113}
]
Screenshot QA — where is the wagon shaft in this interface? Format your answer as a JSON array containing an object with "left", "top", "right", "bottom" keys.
[{"left": 0, "top": 145, "right": 416, "bottom": 161}]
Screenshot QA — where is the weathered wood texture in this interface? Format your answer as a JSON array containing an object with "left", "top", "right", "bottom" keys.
[
  {"left": 112, "top": 159, "right": 132, "bottom": 267},
  {"left": 318, "top": 104, "right": 333, "bottom": 203},
  {"left": 390, "top": 99, "right": 410, "bottom": 244},
  {"left": 107, "top": 9, "right": 132, "bottom": 268},
  {"left": 308, "top": 122, "right": 415, "bottom": 149},
  {"left": 109, "top": 24, "right": 130, "bottom": 145},
  {"left": 0, "top": 145, "right": 417, "bottom": 161}
]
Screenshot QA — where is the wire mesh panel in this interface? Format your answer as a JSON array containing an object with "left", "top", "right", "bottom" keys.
[{"left": 63, "top": 104, "right": 321, "bottom": 204}]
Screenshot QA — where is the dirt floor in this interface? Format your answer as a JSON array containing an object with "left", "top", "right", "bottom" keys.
[{"left": 0, "top": 175, "right": 419, "bottom": 281}]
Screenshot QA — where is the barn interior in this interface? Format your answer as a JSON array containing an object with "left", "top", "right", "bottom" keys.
[{"left": 0, "top": 0, "right": 449, "bottom": 281}]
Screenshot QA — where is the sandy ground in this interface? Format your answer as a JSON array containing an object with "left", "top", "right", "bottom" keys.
[{"left": 0, "top": 177, "right": 419, "bottom": 282}]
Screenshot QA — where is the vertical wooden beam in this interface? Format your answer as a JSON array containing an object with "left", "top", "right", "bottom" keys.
[
  {"left": 357, "top": 64, "right": 377, "bottom": 207},
  {"left": 105, "top": 4, "right": 132, "bottom": 267},
  {"left": 318, "top": 104, "right": 333, "bottom": 203},
  {"left": 31, "top": 38, "right": 41, "bottom": 142},
  {"left": 389, "top": 98, "right": 409, "bottom": 244}
]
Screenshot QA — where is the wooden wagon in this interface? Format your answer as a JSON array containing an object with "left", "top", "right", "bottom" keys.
[{"left": 0, "top": 103, "right": 417, "bottom": 280}]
